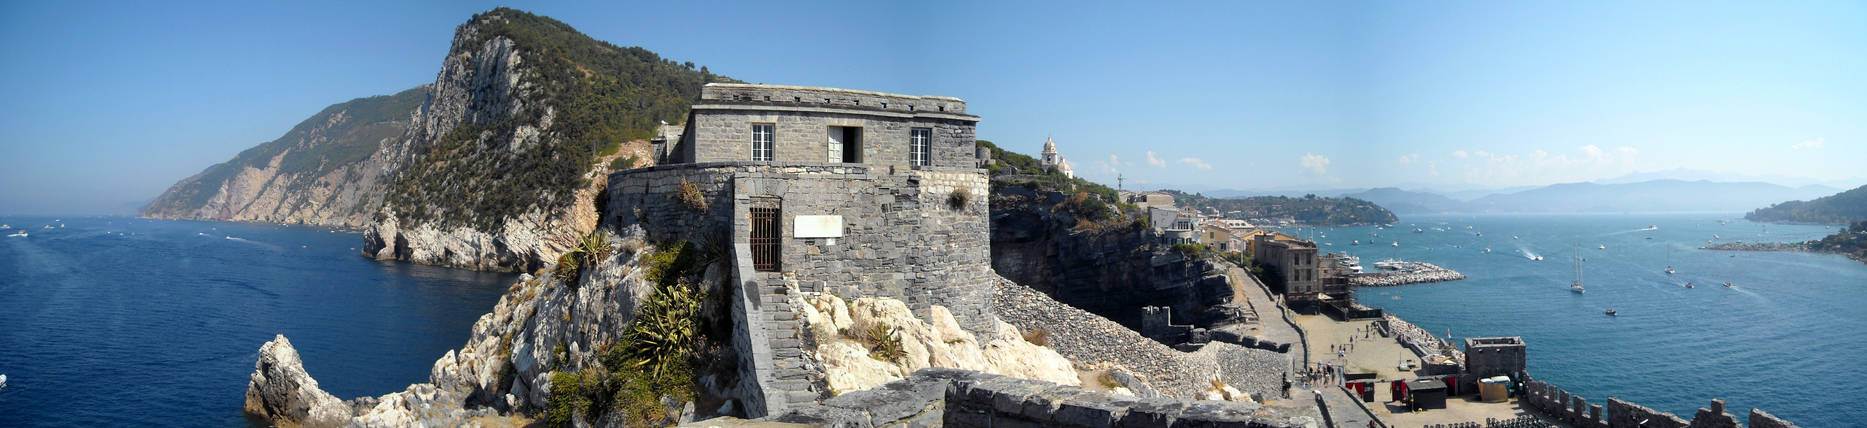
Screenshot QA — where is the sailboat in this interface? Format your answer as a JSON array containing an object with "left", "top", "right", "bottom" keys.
[{"left": 1570, "top": 246, "right": 1586, "bottom": 294}]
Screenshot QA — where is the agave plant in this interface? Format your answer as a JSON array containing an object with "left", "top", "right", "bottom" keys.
[
  {"left": 576, "top": 231, "right": 613, "bottom": 267},
  {"left": 620, "top": 278, "right": 705, "bottom": 376}
]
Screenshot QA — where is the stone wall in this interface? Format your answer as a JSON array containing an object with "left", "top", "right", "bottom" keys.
[
  {"left": 1520, "top": 378, "right": 1798, "bottom": 428},
  {"left": 763, "top": 368, "right": 1310, "bottom": 428},
  {"left": 606, "top": 162, "right": 997, "bottom": 417},
  {"left": 674, "top": 84, "right": 980, "bottom": 169}
]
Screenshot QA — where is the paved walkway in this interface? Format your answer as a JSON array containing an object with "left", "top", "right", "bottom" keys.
[{"left": 1227, "top": 265, "right": 1306, "bottom": 365}]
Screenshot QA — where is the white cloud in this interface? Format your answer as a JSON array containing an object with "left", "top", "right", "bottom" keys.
[
  {"left": 1145, "top": 151, "right": 1167, "bottom": 167},
  {"left": 1300, "top": 153, "right": 1330, "bottom": 175},
  {"left": 1451, "top": 150, "right": 1469, "bottom": 159},
  {"left": 1458, "top": 145, "right": 1648, "bottom": 186},
  {"left": 1793, "top": 137, "right": 1826, "bottom": 150},
  {"left": 1428, "top": 161, "right": 1439, "bottom": 177},
  {"left": 1097, "top": 154, "right": 1120, "bottom": 174},
  {"left": 1397, "top": 153, "right": 1420, "bottom": 164},
  {"left": 1176, "top": 157, "right": 1213, "bottom": 170}
]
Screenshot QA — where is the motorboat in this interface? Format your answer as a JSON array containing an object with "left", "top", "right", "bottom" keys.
[
  {"left": 1351, "top": 240, "right": 1359, "bottom": 245},
  {"left": 1685, "top": 281, "right": 1695, "bottom": 288},
  {"left": 1644, "top": 225, "right": 1658, "bottom": 231},
  {"left": 1475, "top": 232, "right": 1482, "bottom": 237},
  {"left": 1723, "top": 281, "right": 1734, "bottom": 288},
  {"left": 1374, "top": 259, "right": 1406, "bottom": 271},
  {"left": 1665, "top": 266, "right": 1675, "bottom": 275},
  {"left": 1391, "top": 241, "right": 1400, "bottom": 247},
  {"left": 1513, "top": 235, "right": 1520, "bottom": 240},
  {"left": 1413, "top": 228, "right": 1424, "bottom": 233},
  {"left": 1483, "top": 248, "right": 1491, "bottom": 254},
  {"left": 1598, "top": 244, "right": 1606, "bottom": 250},
  {"left": 6, "top": 230, "right": 26, "bottom": 238},
  {"left": 1604, "top": 309, "right": 1617, "bottom": 316}
]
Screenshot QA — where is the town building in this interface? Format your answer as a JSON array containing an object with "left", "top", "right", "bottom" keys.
[
  {"left": 1149, "top": 206, "right": 1201, "bottom": 245},
  {"left": 1252, "top": 232, "right": 1321, "bottom": 308},
  {"left": 615, "top": 83, "right": 994, "bottom": 417},
  {"left": 1128, "top": 192, "right": 1175, "bottom": 210}
]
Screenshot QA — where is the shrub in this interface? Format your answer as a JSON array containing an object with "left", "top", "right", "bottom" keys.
[
  {"left": 608, "top": 155, "right": 638, "bottom": 171},
  {"left": 1021, "top": 327, "right": 1050, "bottom": 346},
  {"left": 1097, "top": 371, "right": 1122, "bottom": 390},
  {"left": 948, "top": 187, "right": 972, "bottom": 210},
  {"left": 673, "top": 178, "right": 707, "bottom": 213},
  {"left": 545, "top": 370, "right": 596, "bottom": 428},
  {"left": 577, "top": 231, "right": 613, "bottom": 267},
  {"left": 554, "top": 251, "right": 583, "bottom": 284},
  {"left": 1172, "top": 243, "right": 1210, "bottom": 258},
  {"left": 862, "top": 324, "right": 906, "bottom": 363}
]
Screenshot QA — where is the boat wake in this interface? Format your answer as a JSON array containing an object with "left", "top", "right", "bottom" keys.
[{"left": 223, "top": 235, "right": 283, "bottom": 252}]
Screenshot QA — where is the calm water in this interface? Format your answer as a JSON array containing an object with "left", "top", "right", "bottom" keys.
[
  {"left": 1291, "top": 213, "right": 1866, "bottom": 426},
  {"left": 0, "top": 217, "right": 516, "bottom": 427}
]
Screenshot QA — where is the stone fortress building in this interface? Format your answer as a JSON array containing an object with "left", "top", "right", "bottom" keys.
[{"left": 612, "top": 83, "right": 997, "bottom": 417}]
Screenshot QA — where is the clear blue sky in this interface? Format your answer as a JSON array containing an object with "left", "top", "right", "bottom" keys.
[{"left": 3, "top": 1, "right": 1863, "bottom": 215}]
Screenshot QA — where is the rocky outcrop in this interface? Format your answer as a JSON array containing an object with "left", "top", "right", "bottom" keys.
[
  {"left": 790, "top": 291, "right": 1080, "bottom": 395},
  {"left": 990, "top": 186, "right": 1241, "bottom": 331},
  {"left": 246, "top": 228, "right": 667, "bottom": 426},
  {"left": 244, "top": 335, "right": 358, "bottom": 427}
]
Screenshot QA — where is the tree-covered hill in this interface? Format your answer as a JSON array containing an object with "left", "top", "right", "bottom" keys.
[
  {"left": 1745, "top": 184, "right": 1867, "bottom": 225},
  {"left": 385, "top": 8, "right": 736, "bottom": 232},
  {"left": 1163, "top": 190, "right": 1396, "bottom": 227}
]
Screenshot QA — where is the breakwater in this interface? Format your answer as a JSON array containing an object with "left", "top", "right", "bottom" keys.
[
  {"left": 1350, "top": 262, "right": 1465, "bottom": 287},
  {"left": 1519, "top": 377, "right": 1800, "bottom": 428},
  {"left": 1378, "top": 314, "right": 1464, "bottom": 370}
]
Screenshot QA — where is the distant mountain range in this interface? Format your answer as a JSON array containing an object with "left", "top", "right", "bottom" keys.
[{"left": 1336, "top": 180, "right": 1839, "bottom": 215}]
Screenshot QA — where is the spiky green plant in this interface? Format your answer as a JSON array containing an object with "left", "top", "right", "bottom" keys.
[
  {"left": 577, "top": 231, "right": 613, "bottom": 267},
  {"left": 864, "top": 324, "right": 906, "bottom": 363},
  {"left": 554, "top": 251, "right": 583, "bottom": 284}
]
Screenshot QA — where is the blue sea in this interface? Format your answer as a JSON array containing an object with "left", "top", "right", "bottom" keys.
[
  {"left": 0, "top": 217, "right": 516, "bottom": 427},
  {"left": 1291, "top": 213, "right": 1866, "bottom": 426}
]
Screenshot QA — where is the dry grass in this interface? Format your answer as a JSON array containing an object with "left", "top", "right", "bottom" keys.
[{"left": 1022, "top": 327, "right": 1051, "bottom": 346}]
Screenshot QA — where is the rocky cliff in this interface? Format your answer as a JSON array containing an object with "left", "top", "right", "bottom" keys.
[
  {"left": 147, "top": 7, "right": 719, "bottom": 272},
  {"left": 142, "top": 87, "right": 427, "bottom": 228},
  {"left": 990, "top": 184, "right": 1241, "bottom": 332},
  {"left": 246, "top": 227, "right": 678, "bottom": 426}
]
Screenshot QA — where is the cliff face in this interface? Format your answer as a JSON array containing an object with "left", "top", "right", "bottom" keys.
[
  {"left": 361, "top": 9, "right": 709, "bottom": 272},
  {"left": 990, "top": 185, "right": 1237, "bottom": 330},
  {"left": 141, "top": 87, "right": 427, "bottom": 228}
]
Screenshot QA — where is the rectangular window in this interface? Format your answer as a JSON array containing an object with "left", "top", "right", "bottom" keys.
[
  {"left": 751, "top": 124, "right": 775, "bottom": 162},
  {"left": 910, "top": 128, "right": 932, "bottom": 166},
  {"left": 750, "top": 207, "right": 781, "bottom": 272}
]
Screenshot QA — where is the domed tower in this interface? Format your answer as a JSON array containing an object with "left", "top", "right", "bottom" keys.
[{"left": 1040, "top": 136, "right": 1059, "bottom": 167}]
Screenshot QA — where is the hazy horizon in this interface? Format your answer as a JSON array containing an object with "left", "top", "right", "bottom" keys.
[{"left": 4, "top": 1, "right": 1863, "bottom": 215}]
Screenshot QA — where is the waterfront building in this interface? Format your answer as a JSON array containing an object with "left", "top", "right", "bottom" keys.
[
  {"left": 1253, "top": 232, "right": 1321, "bottom": 308},
  {"left": 1038, "top": 136, "right": 1074, "bottom": 179}
]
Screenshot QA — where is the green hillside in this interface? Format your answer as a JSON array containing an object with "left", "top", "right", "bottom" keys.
[
  {"left": 1745, "top": 184, "right": 1867, "bottom": 225},
  {"left": 384, "top": 8, "right": 735, "bottom": 231},
  {"left": 144, "top": 86, "right": 427, "bottom": 214}
]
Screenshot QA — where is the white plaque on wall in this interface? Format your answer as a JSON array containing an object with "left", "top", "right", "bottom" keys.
[{"left": 794, "top": 215, "right": 844, "bottom": 238}]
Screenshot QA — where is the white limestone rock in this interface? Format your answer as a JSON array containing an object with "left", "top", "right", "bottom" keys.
[
  {"left": 791, "top": 292, "right": 1081, "bottom": 395},
  {"left": 243, "top": 335, "right": 355, "bottom": 428}
]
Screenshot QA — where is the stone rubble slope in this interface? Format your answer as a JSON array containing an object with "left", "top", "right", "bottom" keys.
[
  {"left": 791, "top": 291, "right": 1080, "bottom": 394},
  {"left": 247, "top": 230, "right": 663, "bottom": 426},
  {"left": 989, "top": 277, "right": 1291, "bottom": 401}
]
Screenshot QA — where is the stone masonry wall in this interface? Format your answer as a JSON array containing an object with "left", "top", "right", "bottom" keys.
[
  {"left": 607, "top": 162, "right": 997, "bottom": 416},
  {"left": 1520, "top": 378, "right": 1797, "bottom": 428},
  {"left": 764, "top": 368, "right": 1308, "bottom": 428},
  {"left": 683, "top": 106, "right": 978, "bottom": 170}
]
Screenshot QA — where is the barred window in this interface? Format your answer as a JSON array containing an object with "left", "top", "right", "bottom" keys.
[
  {"left": 751, "top": 124, "right": 775, "bottom": 161},
  {"left": 909, "top": 128, "right": 932, "bottom": 166}
]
